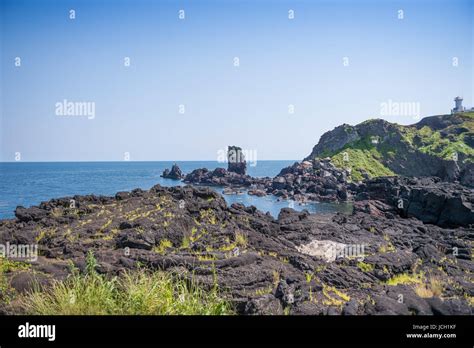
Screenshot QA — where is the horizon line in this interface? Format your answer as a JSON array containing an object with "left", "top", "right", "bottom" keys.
[{"left": 0, "top": 159, "right": 299, "bottom": 164}]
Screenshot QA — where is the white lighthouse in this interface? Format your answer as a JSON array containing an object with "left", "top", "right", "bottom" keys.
[{"left": 451, "top": 96, "right": 465, "bottom": 114}]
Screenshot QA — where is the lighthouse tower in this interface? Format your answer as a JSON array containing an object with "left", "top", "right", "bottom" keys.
[{"left": 452, "top": 97, "right": 464, "bottom": 114}]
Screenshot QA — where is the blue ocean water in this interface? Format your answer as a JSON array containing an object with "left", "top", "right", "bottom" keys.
[{"left": 0, "top": 161, "right": 352, "bottom": 219}]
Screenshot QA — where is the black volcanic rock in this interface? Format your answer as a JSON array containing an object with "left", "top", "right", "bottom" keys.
[
  {"left": 161, "top": 164, "right": 183, "bottom": 180},
  {"left": 460, "top": 163, "right": 474, "bottom": 187},
  {"left": 0, "top": 183, "right": 472, "bottom": 315},
  {"left": 184, "top": 167, "right": 258, "bottom": 187},
  {"left": 227, "top": 146, "right": 247, "bottom": 175},
  {"left": 356, "top": 176, "right": 474, "bottom": 227},
  {"left": 271, "top": 159, "right": 350, "bottom": 202},
  {"left": 184, "top": 158, "right": 351, "bottom": 203},
  {"left": 14, "top": 206, "right": 48, "bottom": 222}
]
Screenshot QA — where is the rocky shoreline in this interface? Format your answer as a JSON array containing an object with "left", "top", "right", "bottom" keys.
[
  {"left": 0, "top": 172, "right": 472, "bottom": 315},
  {"left": 1, "top": 120, "right": 473, "bottom": 315},
  {"left": 182, "top": 158, "right": 351, "bottom": 203}
]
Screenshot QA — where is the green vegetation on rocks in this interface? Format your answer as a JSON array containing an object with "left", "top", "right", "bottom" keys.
[
  {"left": 307, "top": 112, "right": 474, "bottom": 181},
  {"left": 330, "top": 138, "right": 395, "bottom": 181},
  {"left": 0, "top": 258, "right": 31, "bottom": 303},
  {"left": 398, "top": 113, "right": 474, "bottom": 162},
  {"left": 1, "top": 182, "right": 472, "bottom": 315},
  {"left": 19, "top": 253, "right": 232, "bottom": 315}
]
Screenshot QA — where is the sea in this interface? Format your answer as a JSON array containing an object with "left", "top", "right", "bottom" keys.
[{"left": 0, "top": 161, "right": 353, "bottom": 220}]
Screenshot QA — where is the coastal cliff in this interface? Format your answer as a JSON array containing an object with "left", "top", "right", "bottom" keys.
[{"left": 305, "top": 112, "right": 474, "bottom": 186}]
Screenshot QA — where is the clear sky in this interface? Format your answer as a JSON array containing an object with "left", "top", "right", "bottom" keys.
[{"left": 1, "top": 0, "right": 472, "bottom": 161}]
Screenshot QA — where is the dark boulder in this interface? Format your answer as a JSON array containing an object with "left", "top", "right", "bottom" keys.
[
  {"left": 227, "top": 146, "right": 247, "bottom": 175},
  {"left": 14, "top": 206, "right": 48, "bottom": 222},
  {"left": 243, "top": 294, "right": 283, "bottom": 315},
  {"left": 161, "top": 164, "right": 184, "bottom": 180},
  {"left": 358, "top": 176, "right": 474, "bottom": 227}
]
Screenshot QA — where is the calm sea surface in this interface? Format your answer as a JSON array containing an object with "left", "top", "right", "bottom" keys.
[{"left": 0, "top": 161, "right": 352, "bottom": 219}]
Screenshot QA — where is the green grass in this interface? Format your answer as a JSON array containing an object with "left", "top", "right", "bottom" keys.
[
  {"left": 181, "top": 234, "right": 191, "bottom": 249},
  {"left": 330, "top": 137, "right": 395, "bottom": 181},
  {"left": 200, "top": 209, "right": 218, "bottom": 225},
  {"left": 234, "top": 231, "right": 248, "bottom": 248},
  {"left": 385, "top": 271, "right": 424, "bottom": 286},
  {"left": 322, "top": 283, "right": 350, "bottom": 307},
  {"left": 19, "top": 253, "right": 232, "bottom": 315},
  {"left": 320, "top": 114, "right": 474, "bottom": 179},
  {"left": 398, "top": 117, "right": 474, "bottom": 161},
  {"left": 0, "top": 257, "right": 31, "bottom": 303},
  {"left": 153, "top": 239, "right": 173, "bottom": 255},
  {"left": 357, "top": 261, "right": 374, "bottom": 272},
  {"left": 414, "top": 276, "right": 444, "bottom": 298}
]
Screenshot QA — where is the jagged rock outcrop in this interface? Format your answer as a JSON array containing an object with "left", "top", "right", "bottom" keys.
[
  {"left": 161, "top": 164, "right": 184, "bottom": 180},
  {"left": 183, "top": 159, "right": 351, "bottom": 203},
  {"left": 460, "top": 163, "right": 474, "bottom": 187},
  {"left": 227, "top": 146, "right": 247, "bottom": 175},
  {"left": 183, "top": 167, "right": 261, "bottom": 187},
  {"left": 356, "top": 176, "right": 474, "bottom": 227},
  {"left": 305, "top": 120, "right": 394, "bottom": 160},
  {"left": 271, "top": 159, "right": 349, "bottom": 202}
]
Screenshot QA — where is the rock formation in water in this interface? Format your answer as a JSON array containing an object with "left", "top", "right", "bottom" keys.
[
  {"left": 183, "top": 167, "right": 261, "bottom": 188},
  {"left": 161, "top": 164, "right": 184, "bottom": 180},
  {"left": 271, "top": 159, "right": 349, "bottom": 202},
  {"left": 176, "top": 112, "right": 474, "bottom": 206},
  {"left": 227, "top": 146, "right": 247, "bottom": 175}
]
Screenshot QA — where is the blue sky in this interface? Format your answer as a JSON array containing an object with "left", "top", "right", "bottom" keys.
[{"left": 1, "top": 0, "right": 472, "bottom": 161}]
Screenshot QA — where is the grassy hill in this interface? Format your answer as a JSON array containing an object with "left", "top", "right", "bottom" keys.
[{"left": 305, "top": 112, "right": 474, "bottom": 183}]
